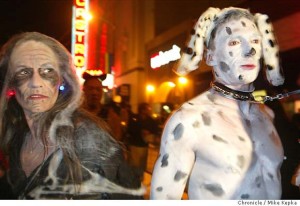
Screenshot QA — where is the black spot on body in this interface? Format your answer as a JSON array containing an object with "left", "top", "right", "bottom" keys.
[
  {"left": 245, "top": 119, "right": 251, "bottom": 127},
  {"left": 237, "top": 155, "right": 245, "bottom": 168},
  {"left": 239, "top": 75, "right": 243, "bottom": 80},
  {"left": 255, "top": 176, "right": 262, "bottom": 188},
  {"left": 190, "top": 29, "right": 195, "bottom": 35},
  {"left": 238, "top": 136, "right": 245, "bottom": 141},
  {"left": 193, "top": 121, "right": 200, "bottom": 128},
  {"left": 173, "top": 123, "right": 184, "bottom": 140},
  {"left": 269, "top": 39, "right": 275, "bottom": 47},
  {"left": 266, "top": 65, "right": 273, "bottom": 70},
  {"left": 161, "top": 154, "right": 169, "bottom": 167},
  {"left": 241, "top": 21, "right": 246, "bottom": 27},
  {"left": 188, "top": 102, "right": 194, "bottom": 105},
  {"left": 229, "top": 51, "right": 233, "bottom": 57},
  {"left": 184, "top": 47, "right": 194, "bottom": 55},
  {"left": 220, "top": 61, "right": 230, "bottom": 72},
  {"left": 268, "top": 173, "right": 274, "bottom": 179},
  {"left": 212, "top": 134, "right": 228, "bottom": 144},
  {"left": 241, "top": 194, "right": 250, "bottom": 199},
  {"left": 174, "top": 171, "right": 187, "bottom": 181},
  {"left": 203, "top": 183, "right": 224, "bottom": 196},
  {"left": 225, "top": 27, "right": 232, "bottom": 35},
  {"left": 202, "top": 112, "right": 211, "bottom": 126},
  {"left": 207, "top": 93, "right": 215, "bottom": 103},
  {"left": 156, "top": 187, "right": 163, "bottom": 192}
]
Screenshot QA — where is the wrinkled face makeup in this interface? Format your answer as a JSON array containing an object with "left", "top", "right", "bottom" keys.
[
  {"left": 9, "top": 40, "right": 61, "bottom": 116},
  {"left": 211, "top": 17, "right": 262, "bottom": 87}
]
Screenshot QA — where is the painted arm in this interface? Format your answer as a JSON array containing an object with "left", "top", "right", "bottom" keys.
[{"left": 150, "top": 110, "right": 195, "bottom": 199}]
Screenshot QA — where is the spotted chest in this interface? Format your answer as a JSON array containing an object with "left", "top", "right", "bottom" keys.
[{"left": 151, "top": 91, "right": 283, "bottom": 199}]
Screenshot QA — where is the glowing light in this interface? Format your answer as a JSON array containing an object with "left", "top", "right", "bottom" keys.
[
  {"left": 152, "top": 114, "right": 158, "bottom": 118},
  {"left": 102, "top": 73, "right": 114, "bottom": 89},
  {"left": 146, "top": 85, "right": 155, "bottom": 93},
  {"left": 59, "top": 85, "right": 65, "bottom": 91},
  {"left": 163, "top": 105, "right": 171, "bottom": 113},
  {"left": 84, "top": 70, "right": 104, "bottom": 76},
  {"left": 113, "top": 95, "right": 122, "bottom": 103},
  {"left": 84, "top": 12, "right": 92, "bottom": 21},
  {"left": 6, "top": 90, "right": 15, "bottom": 97},
  {"left": 178, "top": 77, "right": 187, "bottom": 85},
  {"left": 72, "top": 0, "right": 89, "bottom": 83},
  {"left": 150, "top": 44, "right": 181, "bottom": 69},
  {"left": 168, "top": 82, "right": 176, "bottom": 87}
]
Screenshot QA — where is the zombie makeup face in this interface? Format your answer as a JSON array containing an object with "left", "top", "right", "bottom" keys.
[
  {"left": 9, "top": 40, "right": 61, "bottom": 116},
  {"left": 207, "top": 17, "right": 262, "bottom": 88}
]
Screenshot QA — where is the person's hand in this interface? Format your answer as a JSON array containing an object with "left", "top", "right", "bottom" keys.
[{"left": 291, "top": 165, "right": 300, "bottom": 188}]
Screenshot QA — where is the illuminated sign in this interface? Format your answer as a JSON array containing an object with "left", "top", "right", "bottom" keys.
[
  {"left": 150, "top": 44, "right": 181, "bottom": 69},
  {"left": 72, "top": 0, "right": 89, "bottom": 79}
]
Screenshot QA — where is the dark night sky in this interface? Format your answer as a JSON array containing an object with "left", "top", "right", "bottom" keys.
[{"left": 0, "top": 0, "right": 73, "bottom": 50}]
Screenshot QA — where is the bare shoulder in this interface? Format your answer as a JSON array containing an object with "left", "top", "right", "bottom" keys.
[
  {"left": 171, "top": 92, "right": 214, "bottom": 120},
  {"left": 162, "top": 92, "right": 213, "bottom": 141}
]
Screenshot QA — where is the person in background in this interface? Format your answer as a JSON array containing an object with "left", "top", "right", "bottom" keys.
[
  {"left": 151, "top": 7, "right": 285, "bottom": 199},
  {"left": 0, "top": 32, "right": 144, "bottom": 199},
  {"left": 82, "top": 72, "right": 123, "bottom": 141},
  {"left": 127, "top": 103, "right": 160, "bottom": 180}
]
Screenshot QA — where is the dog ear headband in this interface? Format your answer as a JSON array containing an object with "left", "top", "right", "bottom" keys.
[{"left": 176, "top": 7, "right": 284, "bottom": 86}]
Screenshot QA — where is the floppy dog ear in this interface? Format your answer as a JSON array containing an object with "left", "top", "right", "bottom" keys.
[
  {"left": 255, "top": 13, "right": 284, "bottom": 86},
  {"left": 175, "top": 7, "right": 220, "bottom": 76}
]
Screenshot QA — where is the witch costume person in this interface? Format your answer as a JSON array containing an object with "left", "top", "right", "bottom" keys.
[{"left": 0, "top": 32, "right": 145, "bottom": 199}]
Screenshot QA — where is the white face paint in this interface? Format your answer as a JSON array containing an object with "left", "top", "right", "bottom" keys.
[
  {"left": 9, "top": 41, "right": 61, "bottom": 117},
  {"left": 208, "top": 17, "right": 262, "bottom": 88}
]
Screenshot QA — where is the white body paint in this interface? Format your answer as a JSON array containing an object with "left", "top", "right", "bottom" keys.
[{"left": 151, "top": 90, "right": 283, "bottom": 199}]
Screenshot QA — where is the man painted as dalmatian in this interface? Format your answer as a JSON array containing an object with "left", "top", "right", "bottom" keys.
[{"left": 150, "top": 7, "right": 285, "bottom": 200}]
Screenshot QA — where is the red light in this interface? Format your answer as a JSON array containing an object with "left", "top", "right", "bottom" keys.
[{"left": 6, "top": 90, "right": 16, "bottom": 97}]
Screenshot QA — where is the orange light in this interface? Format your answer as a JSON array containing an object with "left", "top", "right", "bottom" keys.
[
  {"left": 146, "top": 84, "right": 155, "bottom": 93},
  {"left": 178, "top": 77, "right": 187, "bottom": 85}
]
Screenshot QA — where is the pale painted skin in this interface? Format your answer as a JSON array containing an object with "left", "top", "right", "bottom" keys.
[
  {"left": 207, "top": 17, "right": 262, "bottom": 91},
  {"left": 9, "top": 40, "right": 61, "bottom": 176},
  {"left": 150, "top": 17, "right": 284, "bottom": 199},
  {"left": 9, "top": 40, "right": 61, "bottom": 117}
]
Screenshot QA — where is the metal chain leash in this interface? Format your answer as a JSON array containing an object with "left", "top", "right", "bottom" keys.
[{"left": 262, "top": 89, "right": 300, "bottom": 103}]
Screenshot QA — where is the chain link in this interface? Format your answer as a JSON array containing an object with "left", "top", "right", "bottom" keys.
[{"left": 263, "top": 92, "right": 295, "bottom": 102}]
